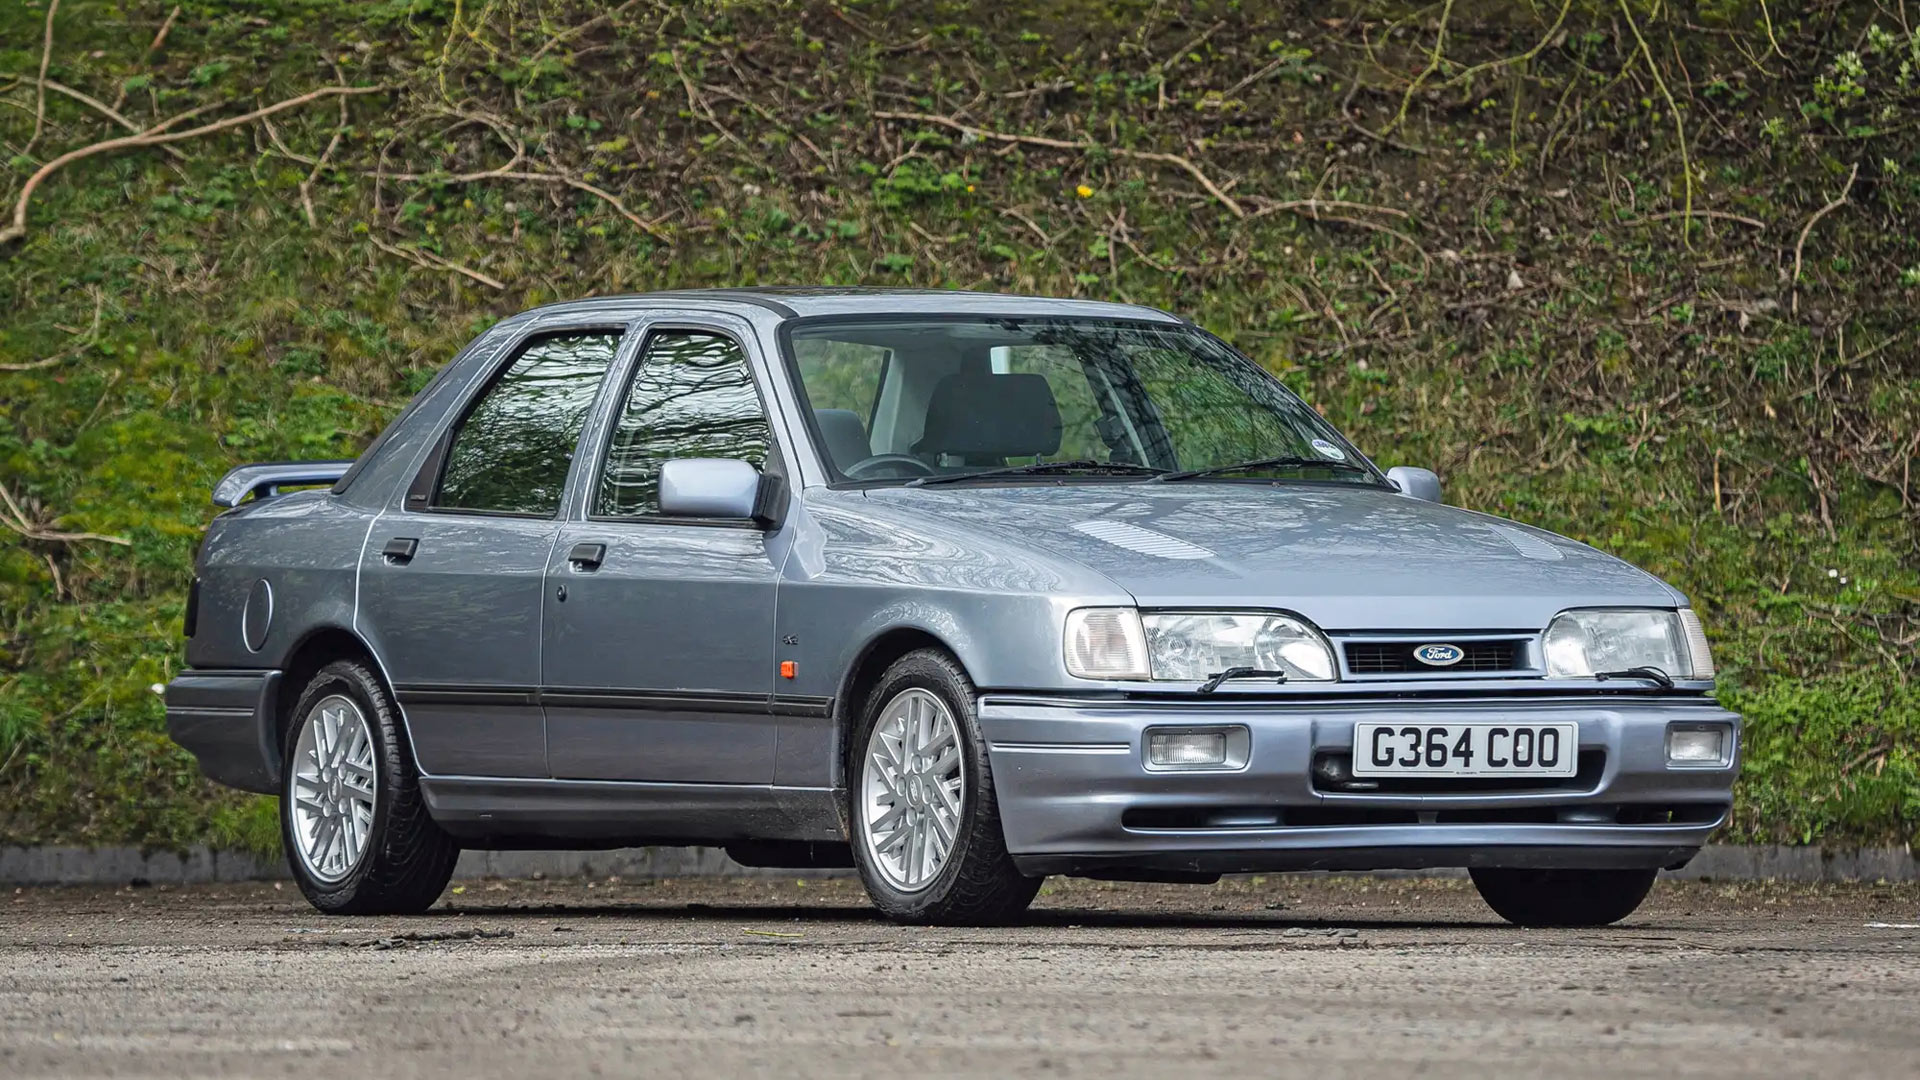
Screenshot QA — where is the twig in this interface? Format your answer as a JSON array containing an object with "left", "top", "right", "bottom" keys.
[
  {"left": 1245, "top": 197, "right": 1411, "bottom": 221},
  {"left": 147, "top": 5, "right": 180, "bottom": 55},
  {"left": 1, "top": 85, "right": 387, "bottom": 246},
  {"left": 557, "top": 175, "right": 672, "bottom": 243},
  {"left": 1429, "top": 0, "right": 1573, "bottom": 94},
  {"left": 0, "top": 480, "right": 130, "bottom": 547},
  {"left": 24, "top": 0, "right": 60, "bottom": 157},
  {"left": 1791, "top": 162, "right": 1859, "bottom": 314},
  {"left": 873, "top": 110, "right": 1244, "bottom": 218},
  {"left": 999, "top": 207, "right": 1052, "bottom": 247},
  {"left": 1618, "top": 0, "right": 1693, "bottom": 247},
  {"left": 114, "top": 4, "right": 181, "bottom": 113},
  {"left": 529, "top": 0, "right": 642, "bottom": 63},
  {"left": 1, "top": 287, "right": 102, "bottom": 371},
  {"left": 1382, "top": 0, "right": 1454, "bottom": 137},
  {"left": 1644, "top": 209, "right": 1765, "bottom": 229},
  {"left": 10, "top": 76, "right": 183, "bottom": 159},
  {"left": 365, "top": 234, "right": 505, "bottom": 290},
  {"left": 299, "top": 65, "right": 352, "bottom": 229}
]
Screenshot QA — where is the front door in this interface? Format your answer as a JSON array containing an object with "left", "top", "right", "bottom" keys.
[
  {"left": 359, "top": 330, "right": 621, "bottom": 778},
  {"left": 541, "top": 326, "right": 784, "bottom": 783}
]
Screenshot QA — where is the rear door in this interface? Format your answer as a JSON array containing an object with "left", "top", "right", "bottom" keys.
[
  {"left": 540, "top": 320, "right": 785, "bottom": 783},
  {"left": 357, "top": 329, "right": 621, "bottom": 778}
]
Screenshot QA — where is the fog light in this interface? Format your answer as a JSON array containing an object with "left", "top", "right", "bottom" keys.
[
  {"left": 1667, "top": 726, "right": 1728, "bottom": 766},
  {"left": 1149, "top": 730, "right": 1228, "bottom": 767}
]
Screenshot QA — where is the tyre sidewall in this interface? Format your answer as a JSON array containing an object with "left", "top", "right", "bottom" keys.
[
  {"left": 847, "top": 653, "right": 988, "bottom": 919},
  {"left": 280, "top": 660, "right": 401, "bottom": 913}
]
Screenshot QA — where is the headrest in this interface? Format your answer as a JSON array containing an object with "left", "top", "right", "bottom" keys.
[
  {"left": 813, "top": 408, "right": 872, "bottom": 470},
  {"left": 914, "top": 372, "right": 1062, "bottom": 459}
]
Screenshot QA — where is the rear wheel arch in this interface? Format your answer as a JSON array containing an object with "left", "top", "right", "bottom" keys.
[{"left": 273, "top": 627, "right": 404, "bottom": 755}]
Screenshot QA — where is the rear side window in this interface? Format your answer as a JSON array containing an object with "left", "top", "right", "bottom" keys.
[
  {"left": 594, "top": 331, "right": 772, "bottom": 517},
  {"left": 433, "top": 332, "right": 619, "bottom": 515}
]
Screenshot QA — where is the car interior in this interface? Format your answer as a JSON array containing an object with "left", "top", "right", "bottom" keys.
[{"left": 793, "top": 325, "right": 1136, "bottom": 480}]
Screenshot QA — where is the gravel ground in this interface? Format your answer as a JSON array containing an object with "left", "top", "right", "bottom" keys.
[{"left": 3, "top": 875, "right": 1917, "bottom": 1078}]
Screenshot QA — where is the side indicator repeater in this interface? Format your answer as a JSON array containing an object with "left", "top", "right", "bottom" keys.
[{"left": 779, "top": 661, "right": 797, "bottom": 680}]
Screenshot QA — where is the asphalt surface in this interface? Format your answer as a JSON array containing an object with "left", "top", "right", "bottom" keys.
[{"left": 3, "top": 875, "right": 1917, "bottom": 1078}]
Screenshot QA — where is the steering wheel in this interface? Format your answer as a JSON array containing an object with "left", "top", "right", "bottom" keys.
[{"left": 843, "top": 453, "right": 938, "bottom": 480}]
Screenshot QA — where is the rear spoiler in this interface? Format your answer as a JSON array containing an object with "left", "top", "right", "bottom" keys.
[{"left": 212, "top": 461, "right": 356, "bottom": 507}]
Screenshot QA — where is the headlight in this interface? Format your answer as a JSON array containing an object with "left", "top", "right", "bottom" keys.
[
  {"left": 1543, "top": 608, "right": 1712, "bottom": 680},
  {"left": 1064, "top": 609, "right": 1336, "bottom": 682}
]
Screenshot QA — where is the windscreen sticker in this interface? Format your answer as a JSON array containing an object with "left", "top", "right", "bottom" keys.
[{"left": 1310, "top": 438, "right": 1347, "bottom": 461}]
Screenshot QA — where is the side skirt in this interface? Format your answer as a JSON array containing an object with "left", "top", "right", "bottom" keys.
[{"left": 419, "top": 775, "right": 843, "bottom": 849}]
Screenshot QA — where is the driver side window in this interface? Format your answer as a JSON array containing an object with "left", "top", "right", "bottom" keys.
[{"left": 593, "top": 330, "right": 772, "bottom": 518}]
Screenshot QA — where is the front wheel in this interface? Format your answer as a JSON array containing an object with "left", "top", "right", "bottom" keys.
[
  {"left": 281, "top": 658, "right": 460, "bottom": 915},
  {"left": 1469, "top": 867, "right": 1658, "bottom": 927},
  {"left": 848, "top": 649, "right": 1041, "bottom": 925}
]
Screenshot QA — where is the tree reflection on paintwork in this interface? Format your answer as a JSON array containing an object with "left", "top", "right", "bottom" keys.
[
  {"left": 436, "top": 333, "right": 618, "bottom": 515},
  {"left": 595, "top": 332, "right": 772, "bottom": 517}
]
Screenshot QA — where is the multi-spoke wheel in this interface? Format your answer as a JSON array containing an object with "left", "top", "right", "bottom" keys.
[
  {"left": 280, "top": 658, "right": 459, "bottom": 915},
  {"left": 860, "top": 688, "right": 965, "bottom": 892},
  {"left": 848, "top": 649, "right": 1041, "bottom": 925},
  {"left": 289, "top": 694, "right": 378, "bottom": 883}
]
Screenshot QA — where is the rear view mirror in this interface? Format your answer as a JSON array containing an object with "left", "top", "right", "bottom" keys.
[
  {"left": 658, "top": 458, "right": 781, "bottom": 524},
  {"left": 1387, "top": 466, "right": 1443, "bottom": 503}
]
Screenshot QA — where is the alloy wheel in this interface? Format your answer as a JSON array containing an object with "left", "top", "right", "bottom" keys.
[
  {"left": 860, "top": 687, "right": 965, "bottom": 892},
  {"left": 288, "top": 694, "right": 378, "bottom": 884}
]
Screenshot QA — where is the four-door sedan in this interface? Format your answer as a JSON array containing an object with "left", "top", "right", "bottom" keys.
[{"left": 166, "top": 288, "right": 1739, "bottom": 926}]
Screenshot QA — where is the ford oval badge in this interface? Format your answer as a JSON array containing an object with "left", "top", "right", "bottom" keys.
[{"left": 1414, "top": 643, "right": 1464, "bottom": 667}]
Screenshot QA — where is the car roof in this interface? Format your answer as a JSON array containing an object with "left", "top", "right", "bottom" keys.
[{"left": 516, "top": 288, "right": 1183, "bottom": 323}]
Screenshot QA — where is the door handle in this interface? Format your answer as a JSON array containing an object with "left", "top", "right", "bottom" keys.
[
  {"left": 382, "top": 536, "right": 419, "bottom": 564},
  {"left": 567, "top": 542, "right": 606, "bottom": 571}
]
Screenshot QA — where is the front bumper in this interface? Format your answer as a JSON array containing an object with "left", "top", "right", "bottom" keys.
[
  {"left": 979, "top": 693, "right": 1739, "bottom": 877},
  {"left": 164, "top": 668, "right": 282, "bottom": 794}
]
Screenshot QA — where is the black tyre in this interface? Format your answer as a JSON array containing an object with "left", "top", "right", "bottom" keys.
[
  {"left": 1469, "top": 867, "right": 1658, "bottom": 927},
  {"left": 847, "top": 649, "right": 1042, "bottom": 925},
  {"left": 280, "top": 658, "right": 459, "bottom": 915}
]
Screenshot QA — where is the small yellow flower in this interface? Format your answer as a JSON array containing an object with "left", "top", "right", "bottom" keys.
[
  {"left": 1075, "top": 184, "right": 1094, "bottom": 198},
  {"left": 966, "top": 184, "right": 975, "bottom": 193}
]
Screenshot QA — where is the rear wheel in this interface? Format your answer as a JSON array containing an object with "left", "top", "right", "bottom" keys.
[
  {"left": 848, "top": 649, "right": 1041, "bottom": 925},
  {"left": 281, "top": 659, "right": 459, "bottom": 915},
  {"left": 1469, "top": 867, "right": 1658, "bottom": 927}
]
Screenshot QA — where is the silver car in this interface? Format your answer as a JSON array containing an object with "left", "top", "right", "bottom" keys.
[{"left": 166, "top": 289, "right": 1740, "bottom": 926}]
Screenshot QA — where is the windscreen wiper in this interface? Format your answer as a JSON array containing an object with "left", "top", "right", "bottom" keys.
[
  {"left": 906, "top": 460, "right": 1166, "bottom": 487},
  {"left": 1196, "top": 667, "right": 1290, "bottom": 694},
  {"left": 1593, "top": 666, "right": 1676, "bottom": 689},
  {"left": 1152, "top": 455, "right": 1376, "bottom": 483}
]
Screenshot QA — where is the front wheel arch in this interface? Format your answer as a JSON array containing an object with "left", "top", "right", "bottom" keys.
[{"left": 832, "top": 626, "right": 965, "bottom": 790}]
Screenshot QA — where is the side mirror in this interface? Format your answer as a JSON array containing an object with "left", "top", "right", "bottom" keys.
[
  {"left": 658, "top": 458, "right": 781, "bottom": 524},
  {"left": 1386, "top": 466, "right": 1443, "bottom": 503}
]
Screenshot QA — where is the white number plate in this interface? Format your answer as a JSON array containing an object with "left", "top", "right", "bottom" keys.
[{"left": 1352, "top": 723, "right": 1579, "bottom": 777}]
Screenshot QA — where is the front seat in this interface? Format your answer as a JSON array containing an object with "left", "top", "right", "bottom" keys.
[
  {"left": 913, "top": 372, "right": 1063, "bottom": 467},
  {"left": 813, "top": 408, "right": 874, "bottom": 472}
]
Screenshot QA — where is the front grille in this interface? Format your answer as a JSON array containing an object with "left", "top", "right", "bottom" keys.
[{"left": 1342, "top": 639, "right": 1526, "bottom": 675}]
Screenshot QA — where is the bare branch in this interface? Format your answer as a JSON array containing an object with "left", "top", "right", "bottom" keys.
[
  {"left": 366, "top": 234, "right": 505, "bottom": 290},
  {"left": 873, "top": 110, "right": 1245, "bottom": 219},
  {"left": 0, "top": 480, "right": 130, "bottom": 547},
  {"left": 24, "top": 0, "right": 60, "bottom": 156},
  {"left": 1792, "top": 162, "right": 1860, "bottom": 314},
  {"left": 0, "top": 85, "right": 386, "bottom": 247}
]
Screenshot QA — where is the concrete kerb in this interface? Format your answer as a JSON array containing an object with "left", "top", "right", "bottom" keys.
[{"left": 2, "top": 844, "right": 1914, "bottom": 887}]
